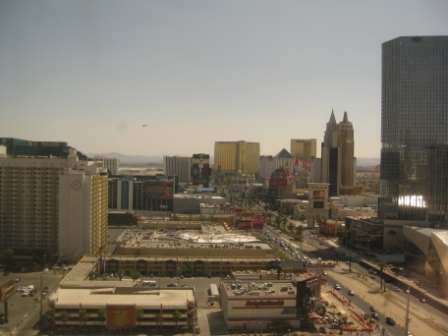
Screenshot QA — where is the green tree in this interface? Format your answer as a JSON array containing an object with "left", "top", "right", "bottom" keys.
[
  {"left": 346, "top": 252, "right": 353, "bottom": 273},
  {"left": 59, "top": 310, "right": 69, "bottom": 327},
  {"left": 294, "top": 226, "right": 305, "bottom": 252},
  {"left": 172, "top": 309, "right": 182, "bottom": 328},
  {"left": 287, "top": 222, "right": 294, "bottom": 233},
  {"left": 136, "top": 308, "right": 144, "bottom": 326},
  {"left": 97, "top": 308, "right": 106, "bottom": 326},
  {"left": 79, "top": 308, "right": 88, "bottom": 326},
  {"left": 155, "top": 313, "right": 163, "bottom": 329},
  {"left": 333, "top": 248, "right": 340, "bottom": 265},
  {"left": 130, "top": 271, "right": 142, "bottom": 282},
  {"left": 339, "top": 229, "right": 349, "bottom": 247},
  {"left": 378, "top": 261, "right": 388, "bottom": 291},
  {"left": 117, "top": 269, "right": 125, "bottom": 280}
]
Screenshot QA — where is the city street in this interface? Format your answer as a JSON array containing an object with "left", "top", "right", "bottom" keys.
[{"left": 1, "top": 270, "right": 66, "bottom": 336}]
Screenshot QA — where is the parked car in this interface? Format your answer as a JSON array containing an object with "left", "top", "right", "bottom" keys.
[
  {"left": 386, "top": 317, "right": 396, "bottom": 325},
  {"left": 371, "top": 312, "right": 379, "bottom": 320},
  {"left": 167, "top": 282, "right": 178, "bottom": 287}
]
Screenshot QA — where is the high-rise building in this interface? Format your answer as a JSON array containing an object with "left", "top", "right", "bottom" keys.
[
  {"left": 259, "top": 149, "right": 294, "bottom": 180},
  {"left": 321, "top": 110, "right": 355, "bottom": 197},
  {"left": 0, "top": 149, "right": 108, "bottom": 260},
  {"left": 163, "top": 156, "right": 192, "bottom": 184},
  {"left": 379, "top": 36, "right": 448, "bottom": 226},
  {"left": 94, "top": 156, "right": 120, "bottom": 175},
  {"left": 290, "top": 139, "right": 317, "bottom": 165},
  {"left": 214, "top": 141, "right": 260, "bottom": 175},
  {"left": 191, "top": 153, "right": 211, "bottom": 187}
]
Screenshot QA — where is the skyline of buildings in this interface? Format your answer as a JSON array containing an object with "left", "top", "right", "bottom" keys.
[{"left": 378, "top": 35, "right": 448, "bottom": 228}]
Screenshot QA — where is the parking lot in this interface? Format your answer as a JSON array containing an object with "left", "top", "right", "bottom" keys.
[{"left": 1, "top": 270, "right": 66, "bottom": 335}]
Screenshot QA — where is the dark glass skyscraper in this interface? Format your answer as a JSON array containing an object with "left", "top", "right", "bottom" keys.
[{"left": 379, "top": 36, "right": 448, "bottom": 227}]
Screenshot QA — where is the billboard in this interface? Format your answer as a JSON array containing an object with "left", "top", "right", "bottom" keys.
[
  {"left": 0, "top": 279, "right": 15, "bottom": 302},
  {"left": 144, "top": 181, "right": 173, "bottom": 200},
  {"left": 252, "top": 220, "right": 264, "bottom": 229},
  {"left": 106, "top": 304, "right": 136, "bottom": 328}
]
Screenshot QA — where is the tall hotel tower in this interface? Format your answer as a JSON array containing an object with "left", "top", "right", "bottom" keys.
[
  {"left": 0, "top": 148, "right": 108, "bottom": 261},
  {"left": 379, "top": 36, "right": 448, "bottom": 227},
  {"left": 214, "top": 141, "right": 260, "bottom": 175},
  {"left": 321, "top": 110, "right": 355, "bottom": 197}
]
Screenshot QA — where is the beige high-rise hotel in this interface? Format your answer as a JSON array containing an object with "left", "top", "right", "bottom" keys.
[
  {"left": 0, "top": 148, "right": 108, "bottom": 261},
  {"left": 214, "top": 141, "right": 260, "bottom": 175}
]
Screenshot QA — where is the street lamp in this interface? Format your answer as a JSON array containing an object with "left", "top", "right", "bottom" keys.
[{"left": 39, "top": 271, "right": 47, "bottom": 329}]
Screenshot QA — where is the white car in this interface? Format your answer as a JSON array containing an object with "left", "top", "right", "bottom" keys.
[
  {"left": 348, "top": 289, "right": 355, "bottom": 296},
  {"left": 334, "top": 284, "right": 341, "bottom": 290}
]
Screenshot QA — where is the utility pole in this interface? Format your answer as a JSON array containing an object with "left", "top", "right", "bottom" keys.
[{"left": 404, "top": 286, "right": 411, "bottom": 334}]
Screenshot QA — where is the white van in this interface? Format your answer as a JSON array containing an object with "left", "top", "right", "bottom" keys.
[{"left": 142, "top": 280, "right": 157, "bottom": 287}]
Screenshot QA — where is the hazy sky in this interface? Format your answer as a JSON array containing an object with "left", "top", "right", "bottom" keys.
[{"left": 1, "top": 1, "right": 447, "bottom": 158}]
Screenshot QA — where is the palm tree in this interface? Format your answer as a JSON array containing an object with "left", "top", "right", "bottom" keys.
[
  {"left": 136, "top": 308, "right": 144, "bottom": 326},
  {"left": 59, "top": 310, "right": 69, "bottom": 327},
  {"left": 172, "top": 310, "right": 182, "bottom": 329},
  {"left": 333, "top": 248, "right": 340, "bottom": 265},
  {"left": 346, "top": 252, "right": 353, "bottom": 273},
  {"left": 97, "top": 307, "right": 106, "bottom": 326},
  {"left": 294, "top": 226, "right": 304, "bottom": 251},
  {"left": 339, "top": 229, "right": 349, "bottom": 247},
  {"left": 79, "top": 308, "right": 88, "bottom": 327},
  {"left": 378, "top": 261, "right": 388, "bottom": 291},
  {"left": 155, "top": 313, "right": 163, "bottom": 329}
]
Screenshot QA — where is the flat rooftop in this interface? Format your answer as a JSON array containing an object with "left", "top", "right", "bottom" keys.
[
  {"left": 50, "top": 287, "right": 195, "bottom": 308},
  {"left": 117, "top": 224, "right": 270, "bottom": 250},
  {"left": 221, "top": 279, "right": 299, "bottom": 298}
]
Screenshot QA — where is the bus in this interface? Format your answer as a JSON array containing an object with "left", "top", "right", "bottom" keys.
[{"left": 208, "top": 284, "right": 219, "bottom": 304}]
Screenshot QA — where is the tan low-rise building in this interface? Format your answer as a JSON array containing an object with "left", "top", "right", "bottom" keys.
[{"left": 219, "top": 276, "right": 322, "bottom": 331}]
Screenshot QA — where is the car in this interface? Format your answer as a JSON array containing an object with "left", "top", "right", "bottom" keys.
[
  {"left": 348, "top": 289, "right": 355, "bottom": 296},
  {"left": 21, "top": 291, "right": 29, "bottom": 297},
  {"left": 405, "top": 289, "right": 410, "bottom": 294},
  {"left": 419, "top": 298, "right": 426, "bottom": 303},
  {"left": 43, "top": 286, "right": 49, "bottom": 292},
  {"left": 322, "top": 271, "right": 327, "bottom": 275},
  {"left": 371, "top": 312, "right": 379, "bottom": 320},
  {"left": 167, "top": 282, "right": 178, "bottom": 287},
  {"left": 109, "top": 273, "right": 114, "bottom": 277},
  {"left": 386, "top": 317, "right": 395, "bottom": 325},
  {"left": 368, "top": 269, "right": 377, "bottom": 274},
  {"left": 180, "top": 284, "right": 188, "bottom": 287},
  {"left": 384, "top": 278, "right": 391, "bottom": 283},
  {"left": 207, "top": 274, "right": 212, "bottom": 278},
  {"left": 370, "top": 275, "right": 376, "bottom": 279},
  {"left": 393, "top": 287, "right": 401, "bottom": 292},
  {"left": 369, "top": 306, "right": 377, "bottom": 312},
  {"left": 14, "top": 278, "right": 20, "bottom": 283},
  {"left": 334, "top": 284, "right": 341, "bottom": 290}
]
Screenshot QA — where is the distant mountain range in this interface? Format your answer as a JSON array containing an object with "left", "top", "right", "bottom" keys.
[{"left": 87, "top": 152, "right": 380, "bottom": 167}]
